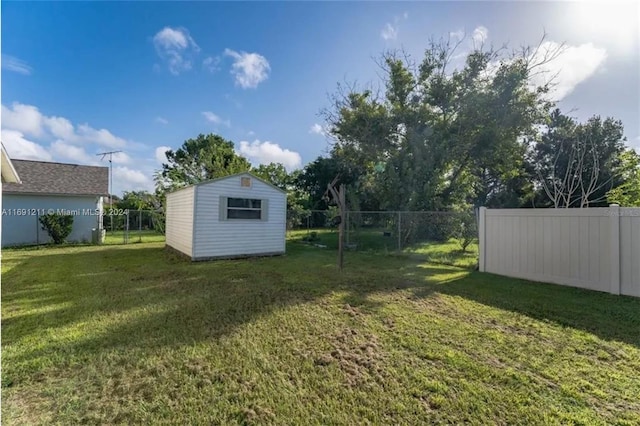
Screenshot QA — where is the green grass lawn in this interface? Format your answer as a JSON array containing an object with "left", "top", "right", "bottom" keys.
[{"left": 2, "top": 241, "right": 639, "bottom": 425}]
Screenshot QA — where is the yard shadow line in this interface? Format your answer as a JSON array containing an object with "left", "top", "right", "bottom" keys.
[
  {"left": 2, "top": 247, "right": 189, "bottom": 335},
  {"left": 3, "top": 244, "right": 446, "bottom": 367},
  {"left": 415, "top": 271, "right": 640, "bottom": 348},
  {"left": 4, "top": 243, "right": 639, "bottom": 371}
]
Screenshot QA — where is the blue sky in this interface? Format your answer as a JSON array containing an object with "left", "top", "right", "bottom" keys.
[{"left": 2, "top": 1, "right": 638, "bottom": 196}]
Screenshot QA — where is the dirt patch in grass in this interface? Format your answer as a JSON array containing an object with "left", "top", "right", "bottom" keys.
[
  {"left": 238, "top": 404, "right": 276, "bottom": 425},
  {"left": 314, "top": 327, "right": 386, "bottom": 387},
  {"left": 341, "top": 303, "right": 362, "bottom": 318}
]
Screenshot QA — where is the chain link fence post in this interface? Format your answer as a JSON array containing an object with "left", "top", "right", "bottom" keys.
[
  {"left": 397, "top": 211, "right": 402, "bottom": 252},
  {"left": 345, "top": 210, "right": 350, "bottom": 246},
  {"left": 124, "top": 211, "right": 129, "bottom": 244}
]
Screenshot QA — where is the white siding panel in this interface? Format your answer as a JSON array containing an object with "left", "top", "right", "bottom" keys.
[
  {"left": 166, "top": 187, "right": 195, "bottom": 257},
  {"left": 193, "top": 175, "right": 286, "bottom": 259},
  {"left": 2, "top": 194, "right": 102, "bottom": 247}
]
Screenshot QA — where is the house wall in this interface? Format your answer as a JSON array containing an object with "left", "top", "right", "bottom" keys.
[
  {"left": 165, "top": 186, "right": 195, "bottom": 257},
  {"left": 479, "top": 206, "right": 640, "bottom": 297},
  {"left": 192, "top": 175, "right": 286, "bottom": 260},
  {"left": 1, "top": 194, "right": 102, "bottom": 247}
]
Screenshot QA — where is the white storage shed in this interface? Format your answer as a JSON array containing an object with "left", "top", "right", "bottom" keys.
[{"left": 165, "top": 172, "right": 287, "bottom": 261}]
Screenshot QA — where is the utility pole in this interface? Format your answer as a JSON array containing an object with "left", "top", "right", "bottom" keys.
[{"left": 97, "top": 150, "right": 122, "bottom": 233}]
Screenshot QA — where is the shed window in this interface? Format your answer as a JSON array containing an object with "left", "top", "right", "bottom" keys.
[{"left": 227, "top": 197, "right": 262, "bottom": 220}]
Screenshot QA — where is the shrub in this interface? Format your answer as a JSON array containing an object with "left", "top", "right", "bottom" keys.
[
  {"left": 302, "top": 231, "right": 320, "bottom": 243},
  {"left": 39, "top": 213, "right": 74, "bottom": 244},
  {"left": 454, "top": 214, "right": 477, "bottom": 252}
]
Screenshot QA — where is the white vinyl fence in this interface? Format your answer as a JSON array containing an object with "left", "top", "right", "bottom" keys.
[{"left": 478, "top": 205, "right": 640, "bottom": 297}]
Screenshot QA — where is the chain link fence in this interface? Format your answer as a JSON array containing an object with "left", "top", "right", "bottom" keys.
[
  {"left": 287, "top": 209, "right": 479, "bottom": 268},
  {"left": 103, "top": 209, "right": 165, "bottom": 245}
]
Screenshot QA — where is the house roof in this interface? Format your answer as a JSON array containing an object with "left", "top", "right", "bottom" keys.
[
  {"left": 2, "top": 159, "right": 109, "bottom": 196},
  {"left": 168, "top": 172, "right": 288, "bottom": 195}
]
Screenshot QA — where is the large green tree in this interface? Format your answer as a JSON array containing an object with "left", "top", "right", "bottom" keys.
[
  {"left": 530, "top": 109, "right": 627, "bottom": 207},
  {"left": 296, "top": 155, "right": 372, "bottom": 211},
  {"left": 251, "top": 163, "right": 291, "bottom": 190},
  {"left": 157, "top": 133, "right": 251, "bottom": 192},
  {"left": 323, "top": 37, "right": 558, "bottom": 211},
  {"left": 252, "top": 162, "right": 311, "bottom": 227},
  {"left": 116, "top": 190, "right": 160, "bottom": 211},
  {"left": 606, "top": 149, "right": 640, "bottom": 207}
]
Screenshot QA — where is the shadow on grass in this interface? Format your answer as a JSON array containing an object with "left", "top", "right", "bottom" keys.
[
  {"left": 3, "top": 242, "right": 639, "bottom": 373},
  {"left": 2, "top": 244, "right": 423, "bottom": 368},
  {"left": 413, "top": 271, "right": 640, "bottom": 348}
]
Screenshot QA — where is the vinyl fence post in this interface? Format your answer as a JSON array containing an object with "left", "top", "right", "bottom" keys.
[
  {"left": 478, "top": 207, "right": 487, "bottom": 272},
  {"left": 609, "top": 204, "right": 621, "bottom": 295},
  {"left": 397, "top": 211, "right": 402, "bottom": 252}
]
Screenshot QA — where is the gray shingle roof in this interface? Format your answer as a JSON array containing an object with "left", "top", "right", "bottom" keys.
[{"left": 2, "top": 160, "right": 109, "bottom": 196}]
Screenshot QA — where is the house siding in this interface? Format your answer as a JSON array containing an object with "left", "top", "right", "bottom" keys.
[
  {"left": 165, "top": 186, "right": 195, "bottom": 257},
  {"left": 192, "top": 175, "right": 286, "bottom": 259},
  {"left": 1, "top": 194, "right": 103, "bottom": 247}
]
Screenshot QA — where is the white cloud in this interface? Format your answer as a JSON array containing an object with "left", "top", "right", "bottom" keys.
[
  {"left": 223, "top": 49, "right": 271, "bottom": 89},
  {"left": 1, "top": 102, "right": 128, "bottom": 149},
  {"left": 203, "top": 56, "right": 221, "bottom": 72},
  {"left": 152, "top": 26, "right": 200, "bottom": 75},
  {"left": 381, "top": 23, "right": 398, "bottom": 41},
  {"left": 153, "top": 26, "right": 195, "bottom": 50},
  {"left": 527, "top": 41, "right": 607, "bottom": 101},
  {"left": 1, "top": 102, "right": 153, "bottom": 195},
  {"left": 155, "top": 146, "right": 171, "bottom": 164},
  {"left": 111, "top": 151, "right": 132, "bottom": 165},
  {"left": 50, "top": 141, "right": 130, "bottom": 166},
  {"left": 1, "top": 129, "right": 52, "bottom": 161},
  {"left": 1, "top": 103, "right": 45, "bottom": 137},
  {"left": 45, "top": 116, "right": 76, "bottom": 141},
  {"left": 309, "top": 123, "right": 326, "bottom": 136},
  {"left": 237, "top": 140, "right": 302, "bottom": 170},
  {"left": 1, "top": 54, "right": 33, "bottom": 75},
  {"left": 50, "top": 141, "right": 95, "bottom": 164},
  {"left": 155, "top": 116, "right": 169, "bottom": 125},
  {"left": 381, "top": 13, "right": 408, "bottom": 41},
  {"left": 202, "top": 111, "right": 231, "bottom": 127},
  {"left": 113, "top": 166, "right": 154, "bottom": 192},
  {"left": 472, "top": 26, "right": 488, "bottom": 46},
  {"left": 76, "top": 124, "right": 127, "bottom": 149},
  {"left": 1, "top": 100, "right": 138, "bottom": 174},
  {"left": 449, "top": 29, "right": 465, "bottom": 42}
]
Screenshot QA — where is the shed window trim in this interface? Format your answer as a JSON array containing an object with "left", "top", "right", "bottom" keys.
[{"left": 220, "top": 196, "right": 268, "bottom": 221}]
